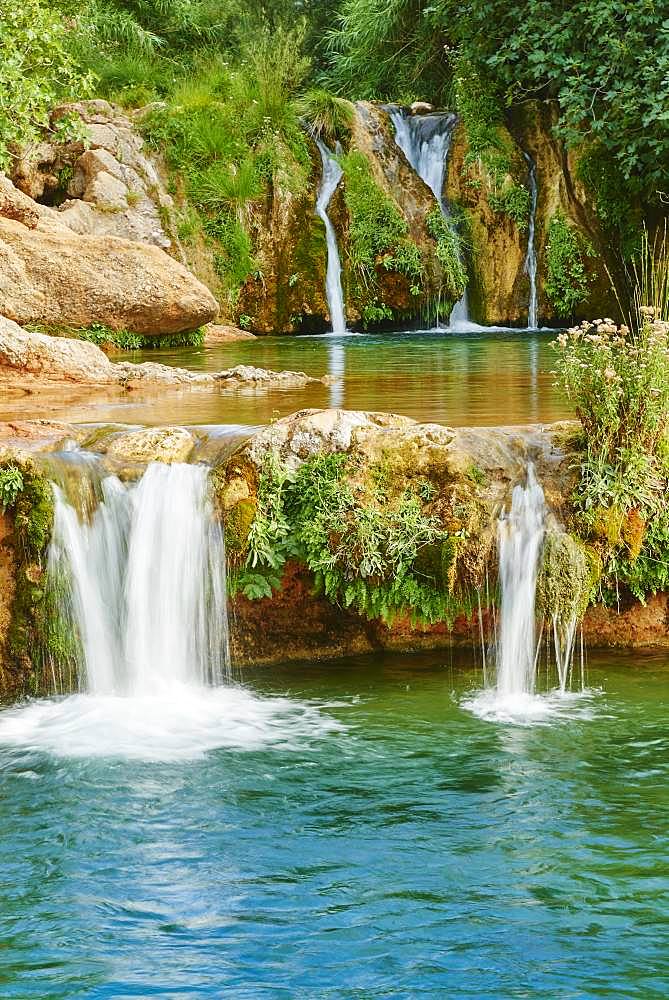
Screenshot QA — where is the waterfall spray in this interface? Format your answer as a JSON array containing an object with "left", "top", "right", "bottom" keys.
[{"left": 315, "top": 138, "right": 347, "bottom": 334}]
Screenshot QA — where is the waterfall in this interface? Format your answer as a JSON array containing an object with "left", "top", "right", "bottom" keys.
[
  {"left": 315, "top": 138, "right": 347, "bottom": 334},
  {"left": 387, "top": 107, "right": 470, "bottom": 328},
  {"left": 49, "top": 461, "right": 230, "bottom": 696},
  {"left": 495, "top": 464, "right": 546, "bottom": 696},
  {"left": 522, "top": 152, "right": 538, "bottom": 328}
]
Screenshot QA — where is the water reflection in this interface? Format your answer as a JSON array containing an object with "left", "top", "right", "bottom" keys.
[{"left": 0, "top": 329, "right": 570, "bottom": 428}]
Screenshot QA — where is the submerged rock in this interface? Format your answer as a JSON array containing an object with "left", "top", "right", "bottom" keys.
[{"left": 204, "top": 324, "right": 256, "bottom": 345}]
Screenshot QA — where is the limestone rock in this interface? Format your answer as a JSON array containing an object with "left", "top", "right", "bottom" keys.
[
  {"left": 0, "top": 315, "right": 117, "bottom": 382},
  {"left": 0, "top": 216, "right": 218, "bottom": 334},
  {"left": 12, "top": 100, "right": 176, "bottom": 250},
  {"left": 106, "top": 426, "right": 195, "bottom": 464},
  {"left": 245, "top": 408, "right": 415, "bottom": 470},
  {"left": 204, "top": 324, "right": 256, "bottom": 344},
  {"left": 0, "top": 176, "right": 40, "bottom": 230},
  {"left": 410, "top": 102, "right": 434, "bottom": 115}
]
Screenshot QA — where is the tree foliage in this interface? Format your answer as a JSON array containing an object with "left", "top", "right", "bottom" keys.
[
  {"left": 324, "top": 0, "right": 669, "bottom": 212},
  {"left": 0, "top": 1, "right": 92, "bottom": 169}
]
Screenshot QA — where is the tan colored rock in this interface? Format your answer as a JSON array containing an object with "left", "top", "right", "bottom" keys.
[
  {"left": 12, "top": 101, "right": 176, "bottom": 250},
  {"left": 85, "top": 171, "right": 128, "bottom": 213},
  {"left": 0, "top": 217, "right": 218, "bottom": 335},
  {"left": 0, "top": 176, "right": 40, "bottom": 229},
  {"left": 245, "top": 408, "right": 415, "bottom": 470},
  {"left": 410, "top": 102, "right": 434, "bottom": 115},
  {"left": 0, "top": 315, "right": 117, "bottom": 382},
  {"left": 204, "top": 324, "right": 256, "bottom": 345},
  {"left": 106, "top": 426, "right": 195, "bottom": 464}
]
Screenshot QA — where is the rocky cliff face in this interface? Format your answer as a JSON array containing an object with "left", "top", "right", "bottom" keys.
[
  {"left": 442, "top": 102, "right": 617, "bottom": 327},
  {"left": 3, "top": 96, "right": 620, "bottom": 336}
]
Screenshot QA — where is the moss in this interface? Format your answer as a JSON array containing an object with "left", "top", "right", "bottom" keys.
[
  {"left": 536, "top": 530, "right": 601, "bottom": 626},
  {"left": 224, "top": 498, "right": 258, "bottom": 559},
  {"left": 0, "top": 459, "right": 65, "bottom": 698}
]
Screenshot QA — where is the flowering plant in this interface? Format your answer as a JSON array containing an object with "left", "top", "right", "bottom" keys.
[{"left": 553, "top": 297, "right": 669, "bottom": 598}]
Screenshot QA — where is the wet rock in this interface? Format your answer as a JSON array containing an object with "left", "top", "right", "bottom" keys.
[
  {"left": 410, "top": 102, "right": 434, "bottom": 115},
  {"left": 0, "top": 216, "right": 218, "bottom": 335},
  {"left": 106, "top": 426, "right": 195, "bottom": 464},
  {"left": 204, "top": 324, "right": 256, "bottom": 345}
]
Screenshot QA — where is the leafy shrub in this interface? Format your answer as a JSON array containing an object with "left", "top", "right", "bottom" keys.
[
  {"left": 554, "top": 234, "right": 669, "bottom": 602},
  {"left": 545, "top": 213, "right": 593, "bottom": 318},
  {"left": 230, "top": 450, "right": 470, "bottom": 625},
  {"left": 0, "top": 1, "right": 92, "bottom": 169},
  {"left": 0, "top": 465, "right": 24, "bottom": 513}
]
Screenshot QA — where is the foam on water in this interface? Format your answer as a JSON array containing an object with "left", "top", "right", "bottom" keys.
[
  {"left": 462, "top": 687, "right": 600, "bottom": 726},
  {"left": 0, "top": 684, "right": 343, "bottom": 761}
]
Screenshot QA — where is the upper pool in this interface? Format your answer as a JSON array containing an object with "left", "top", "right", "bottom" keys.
[{"left": 1, "top": 329, "right": 571, "bottom": 428}]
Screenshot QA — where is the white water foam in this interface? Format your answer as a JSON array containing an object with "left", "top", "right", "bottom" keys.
[
  {"left": 462, "top": 687, "right": 600, "bottom": 727},
  {"left": 0, "top": 458, "right": 343, "bottom": 761},
  {"left": 0, "top": 685, "right": 343, "bottom": 761}
]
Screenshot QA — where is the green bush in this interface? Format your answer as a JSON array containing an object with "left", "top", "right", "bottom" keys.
[
  {"left": 0, "top": 465, "right": 24, "bottom": 513},
  {"left": 340, "top": 149, "right": 425, "bottom": 321},
  {"left": 0, "top": 1, "right": 93, "bottom": 169},
  {"left": 545, "top": 213, "right": 593, "bottom": 318},
  {"left": 554, "top": 235, "right": 669, "bottom": 602},
  {"left": 230, "top": 450, "right": 470, "bottom": 625}
]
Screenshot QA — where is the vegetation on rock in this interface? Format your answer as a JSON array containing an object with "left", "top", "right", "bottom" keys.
[
  {"left": 0, "top": 458, "right": 71, "bottom": 697},
  {"left": 545, "top": 213, "right": 593, "bottom": 318},
  {"left": 340, "top": 150, "right": 424, "bottom": 325},
  {"left": 224, "top": 449, "right": 483, "bottom": 625}
]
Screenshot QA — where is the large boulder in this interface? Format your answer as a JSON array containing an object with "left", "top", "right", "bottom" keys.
[
  {"left": 0, "top": 315, "right": 116, "bottom": 382},
  {"left": 105, "top": 426, "right": 195, "bottom": 464},
  {"left": 0, "top": 216, "right": 218, "bottom": 334}
]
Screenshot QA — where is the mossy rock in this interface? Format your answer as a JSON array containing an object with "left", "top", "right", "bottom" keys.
[
  {"left": 224, "top": 498, "right": 258, "bottom": 559},
  {"left": 536, "top": 529, "right": 601, "bottom": 625}
]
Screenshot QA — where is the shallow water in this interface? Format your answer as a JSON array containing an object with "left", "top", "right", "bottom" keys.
[
  {"left": 0, "top": 648, "right": 667, "bottom": 998},
  {"left": 1, "top": 329, "right": 570, "bottom": 428}
]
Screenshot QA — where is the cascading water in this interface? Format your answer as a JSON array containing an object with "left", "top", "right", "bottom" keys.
[
  {"left": 0, "top": 453, "right": 338, "bottom": 760},
  {"left": 522, "top": 152, "right": 538, "bottom": 329},
  {"left": 315, "top": 137, "right": 347, "bottom": 335},
  {"left": 495, "top": 464, "right": 546, "bottom": 697},
  {"left": 465, "top": 465, "right": 591, "bottom": 723},
  {"left": 49, "top": 461, "right": 230, "bottom": 695},
  {"left": 387, "top": 107, "right": 471, "bottom": 329}
]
